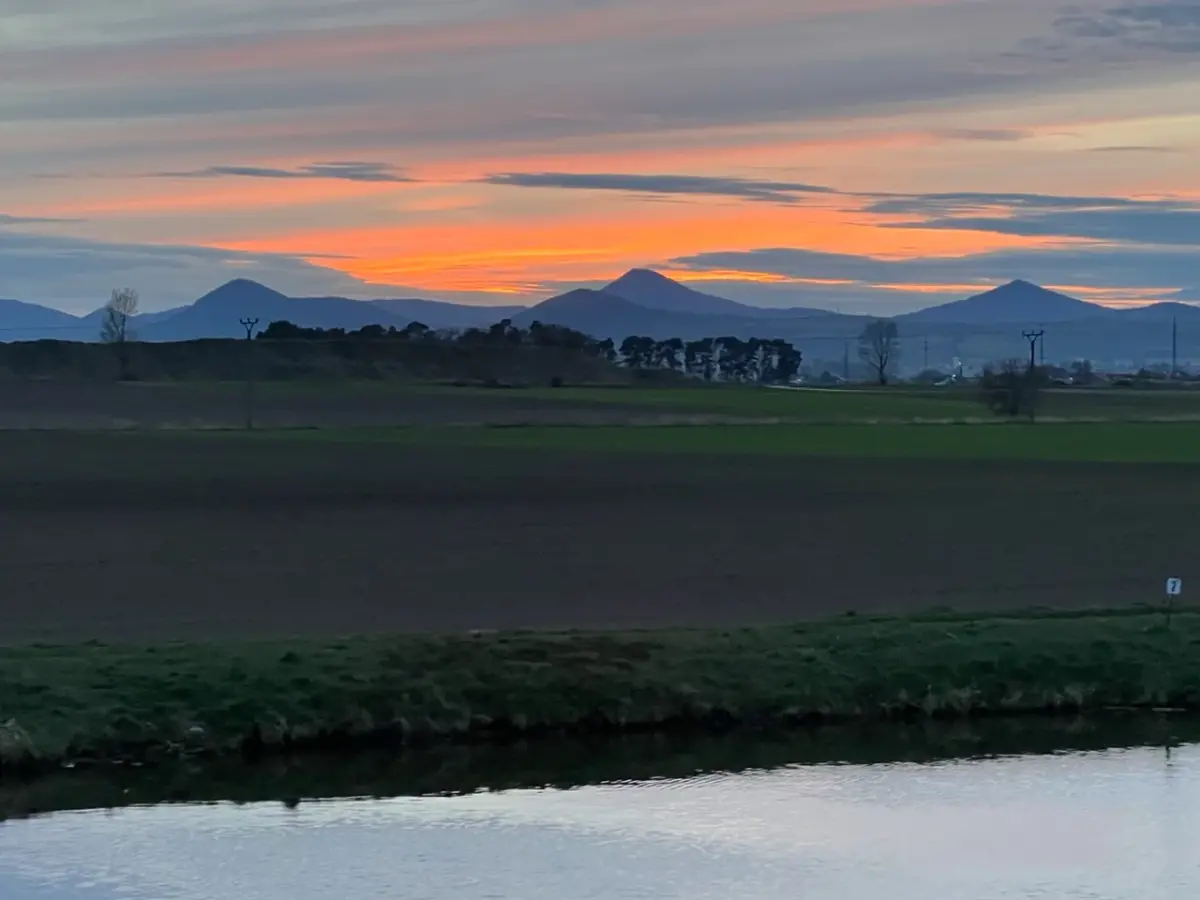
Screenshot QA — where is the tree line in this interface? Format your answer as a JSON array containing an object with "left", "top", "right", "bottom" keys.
[
  {"left": 98, "top": 286, "right": 907, "bottom": 387},
  {"left": 259, "top": 319, "right": 810, "bottom": 384}
]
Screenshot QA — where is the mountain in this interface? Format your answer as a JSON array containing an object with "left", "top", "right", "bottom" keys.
[
  {"left": 141, "top": 280, "right": 409, "bottom": 340},
  {"left": 370, "top": 297, "right": 526, "bottom": 329},
  {"left": 511, "top": 288, "right": 706, "bottom": 338},
  {"left": 0, "top": 298, "right": 90, "bottom": 339},
  {"left": 604, "top": 268, "right": 830, "bottom": 318},
  {"left": 899, "top": 280, "right": 1110, "bottom": 325},
  {"left": 1114, "top": 301, "right": 1200, "bottom": 322},
  {"left": 604, "top": 269, "right": 757, "bottom": 316}
]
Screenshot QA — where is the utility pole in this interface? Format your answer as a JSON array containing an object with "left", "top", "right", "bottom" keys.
[
  {"left": 240, "top": 317, "right": 259, "bottom": 430},
  {"left": 1172, "top": 316, "right": 1178, "bottom": 379},
  {"left": 1022, "top": 329, "right": 1044, "bottom": 374},
  {"left": 843, "top": 341, "right": 850, "bottom": 382},
  {"left": 923, "top": 335, "right": 929, "bottom": 371}
]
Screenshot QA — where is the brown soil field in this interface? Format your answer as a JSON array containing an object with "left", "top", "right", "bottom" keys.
[
  {"left": 0, "top": 381, "right": 652, "bottom": 429},
  {"left": 0, "top": 431, "right": 1196, "bottom": 644}
]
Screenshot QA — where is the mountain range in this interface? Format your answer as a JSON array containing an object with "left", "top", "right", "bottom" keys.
[{"left": 2, "top": 268, "right": 1196, "bottom": 369}]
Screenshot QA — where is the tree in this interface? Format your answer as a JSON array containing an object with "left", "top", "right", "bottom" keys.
[
  {"left": 100, "top": 288, "right": 139, "bottom": 380},
  {"left": 858, "top": 320, "right": 899, "bottom": 385},
  {"left": 979, "top": 358, "right": 1043, "bottom": 420}
]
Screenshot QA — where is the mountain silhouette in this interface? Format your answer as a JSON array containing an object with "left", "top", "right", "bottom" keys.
[
  {"left": 512, "top": 288, "right": 706, "bottom": 337},
  {"left": 604, "top": 268, "right": 828, "bottom": 318},
  {"left": 0, "top": 298, "right": 91, "bottom": 339},
  {"left": 900, "top": 280, "right": 1109, "bottom": 324},
  {"left": 370, "top": 297, "right": 526, "bottom": 329},
  {"left": 604, "top": 268, "right": 755, "bottom": 316},
  {"left": 2, "top": 272, "right": 1198, "bottom": 367}
]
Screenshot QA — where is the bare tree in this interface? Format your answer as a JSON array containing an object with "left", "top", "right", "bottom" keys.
[
  {"left": 858, "top": 319, "right": 899, "bottom": 385},
  {"left": 100, "top": 288, "right": 139, "bottom": 380},
  {"left": 979, "top": 358, "right": 1043, "bottom": 420}
]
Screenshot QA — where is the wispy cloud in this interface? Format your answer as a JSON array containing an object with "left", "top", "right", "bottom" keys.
[
  {"left": 1089, "top": 144, "right": 1178, "bottom": 152},
  {"left": 0, "top": 212, "right": 83, "bottom": 225},
  {"left": 865, "top": 189, "right": 1200, "bottom": 246},
  {"left": 482, "top": 172, "right": 837, "bottom": 203},
  {"left": 152, "top": 161, "right": 412, "bottom": 183}
]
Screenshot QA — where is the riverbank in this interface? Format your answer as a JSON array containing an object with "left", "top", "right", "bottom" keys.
[{"left": 3, "top": 608, "right": 1199, "bottom": 775}]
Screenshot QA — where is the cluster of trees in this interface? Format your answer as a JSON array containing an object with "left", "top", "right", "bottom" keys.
[
  {"left": 260, "top": 319, "right": 808, "bottom": 384},
  {"left": 97, "top": 284, "right": 907, "bottom": 389}
]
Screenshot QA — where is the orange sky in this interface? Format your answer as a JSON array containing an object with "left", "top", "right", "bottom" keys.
[{"left": 5, "top": 0, "right": 1200, "bottom": 312}]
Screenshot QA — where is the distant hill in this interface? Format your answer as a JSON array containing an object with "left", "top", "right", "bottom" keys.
[
  {"left": 604, "top": 268, "right": 830, "bottom": 318},
  {"left": 512, "top": 288, "right": 707, "bottom": 338},
  {"left": 899, "top": 280, "right": 1110, "bottom": 325},
  {"left": 0, "top": 298, "right": 90, "bottom": 339},
  {"left": 370, "top": 297, "right": 526, "bottom": 329},
  {"left": 604, "top": 269, "right": 757, "bottom": 316},
  {"left": 1113, "top": 301, "right": 1200, "bottom": 323},
  {"left": 140, "top": 280, "right": 410, "bottom": 340},
  {"left": 5, "top": 272, "right": 1200, "bottom": 370}
]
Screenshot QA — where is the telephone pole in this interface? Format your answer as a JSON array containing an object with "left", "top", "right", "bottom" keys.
[
  {"left": 1022, "top": 329, "right": 1044, "bottom": 374},
  {"left": 923, "top": 335, "right": 929, "bottom": 371},
  {"left": 1172, "top": 316, "right": 1178, "bottom": 379},
  {"left": 843, "top": 341, "right": 850, "bottom": 382},
  {"left": 239, "top": 317, "right": 259, "bottom": 430}
]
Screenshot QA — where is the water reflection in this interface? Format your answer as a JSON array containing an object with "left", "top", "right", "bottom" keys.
[
  {"left": 4, "top": 714, "right": 1199, "bottom": 821},
  {"left": 2, "top": 718, "right": 1200, "bottom": 899},
  {"left": 2, "top": 738, "right": 1200, "bottom": 899}
]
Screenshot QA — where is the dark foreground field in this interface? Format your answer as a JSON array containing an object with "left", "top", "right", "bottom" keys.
[{"left": 1, "top": 430, "right": 1197, "bottom": 644}]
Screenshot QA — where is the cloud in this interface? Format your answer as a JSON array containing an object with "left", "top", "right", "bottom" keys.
[
  {"left": 1088, "top": 144, "right": 1178, "bottom": 152},
  {"left": 1046, "top": 1, "right": 1200, "bottom": 56},
  {"left": 482, "top": 172, "right": 836, "bottom": 203},
  {"left": 862, "top": 190, "right": 1186, "bottom": 216},
  {"left": 670, "top": 244, "right": 1200, "bottom": 297},
  {"left": 152, "top": 161, "right": 412, "bottom": 183},
  {"left": 0, "top": 212, "right": 82, "bottom": 225},
  {"left": 864, "top": 189, "right": 1200, "bottom": 246},
  {"left": 0, "top": 228, "right": 378, "bottom": 312}
]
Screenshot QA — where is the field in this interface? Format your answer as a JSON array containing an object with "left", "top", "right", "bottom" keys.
[
  {"left": 5, "top": 380, "right": 1200, "bottom": 429},
  {"left": 3, "top": 425, "right": 1200, "bottom": 646}
]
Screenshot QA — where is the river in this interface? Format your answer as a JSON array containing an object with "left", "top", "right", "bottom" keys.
[{"left": 2, "top": 723, "right": 1198, "bottom": 898}]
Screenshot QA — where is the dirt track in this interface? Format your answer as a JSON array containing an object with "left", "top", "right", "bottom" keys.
[{"left": 1, "top": 431, "right": 1196, "bottom": 644}]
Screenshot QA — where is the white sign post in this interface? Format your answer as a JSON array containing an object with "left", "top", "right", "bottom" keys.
[{"left": 1166, "top": 578, "right": 1183, "bottom": 629}]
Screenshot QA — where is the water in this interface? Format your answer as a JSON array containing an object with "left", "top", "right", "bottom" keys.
[{"left": 3, "top": 730, "right": 1200, "bottom": 899}]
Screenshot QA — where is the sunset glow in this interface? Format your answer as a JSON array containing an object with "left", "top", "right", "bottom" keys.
[{"left": 4, "top": 0, "right": 1200, "bottom": 313}]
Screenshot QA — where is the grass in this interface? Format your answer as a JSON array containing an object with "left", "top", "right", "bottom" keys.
[
  {"left": 214, "top": 421, "right": 1200, "bottom": 464},
  {"left": 4, "top": 608, "right": 1200, "bottom": 773}
]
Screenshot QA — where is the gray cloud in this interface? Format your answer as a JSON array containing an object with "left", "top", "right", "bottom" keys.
[
  {"left": 864, "top": 189, "right": 1200, "bottom": 246},
  {"left": 1089, "top": 144, "right": 1178, "bottom": 152},
  {"left": 0, "top": 229, "right": 376, "bottom": 312},
  {"left": 671, "top": 244, "right": 1200, "bottom": 295},
  {"left": 892, "top": 208, "right": 1200, "bottom": 246},
  {"left": 482, "top": 172, "right": 836, "bottom": 203},
  {"left": 931, "top": 128, "right": 1031, "bottom": 142},
  {"left": 152, "top": 161, "right": 412, "bottom": 183},
  {"left": 863, "top": 190, "right": 1184, "bottom": 216},
  {"left": 1048, "top": 1, "right": 1200, "bottom": 55},
  {"left": 0, "top": 227, "right": 525, "bottom": 312},
  {"left": 0, "top": 212, "right": 82, "bottom": 225}
]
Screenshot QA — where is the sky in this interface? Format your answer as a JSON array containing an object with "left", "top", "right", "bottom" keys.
[{"left": 2, "top": 0, "right": 1200, "bottom": 315}]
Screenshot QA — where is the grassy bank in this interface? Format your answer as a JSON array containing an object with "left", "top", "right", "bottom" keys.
[{"left": 3, "top": 608, "right": 1200, "bottom": 774}]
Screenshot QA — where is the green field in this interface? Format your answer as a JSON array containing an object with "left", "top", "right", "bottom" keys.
[
  {"left": 219, "top": 420, "right": 1200, "bottom": 464},
  {"left": 410, "top": 383, "right": 1200, "bottom": 421},
  {"left": 4, "top": 608, "right": 1200, "bottom": 772}
]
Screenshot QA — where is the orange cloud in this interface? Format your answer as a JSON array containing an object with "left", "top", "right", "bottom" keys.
[{"left": 221, "top": 198, "right": 1064, "bottom": 294}]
